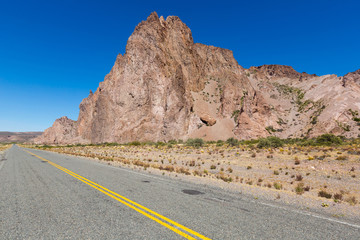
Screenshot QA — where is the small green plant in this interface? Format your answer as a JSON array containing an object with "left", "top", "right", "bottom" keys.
[
  {"left": 265, "top": 126, "right": 277, "bottom": 134},
  {"left": 295, "top": 183, "right": 304, "bottom": 195},
  {"left": 128, "top": 141, "right": 141, "bottom": 146},
  {"left": 257, "top": 136, "right": 284, "bottom": 148},
  {"left": 231, "top": 110, "right": 241, "bottom": 123},
  {"left": 336, "top": 121, "right": 351, "bottom": 132},
  {"left": 273, "top": 182, "right": 282, "bottom": 190},
  {"left": 315, "top": 134, "right": 342, "bottom": 146},
  {"left": 167, "top": 139, "right": 177, "bottom": 145},
  {"left": 155, "top": 141, "right": 166, "bottom": 147},
  {"left": 226, "top": 137, "right": 239, "bottom": 147},
  {"left": 216, "top": 140, "right": 224, "bottom": 146},
  {"left": 186, "top": 138, "right": 204, "bottom": 148}
]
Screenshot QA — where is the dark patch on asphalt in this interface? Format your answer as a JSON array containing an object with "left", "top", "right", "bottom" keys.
[
  {"left": 182, "top": 189, "right": 204, "bottom": 195},
  {"left": 41, "top": 161, "right": 47, "bottom": 163},
  {"left": 142, "top": 180, "right": 150, "bottom": 183},
  {"left": 1, "top": 158, "right": 6, "bottom": 161}
]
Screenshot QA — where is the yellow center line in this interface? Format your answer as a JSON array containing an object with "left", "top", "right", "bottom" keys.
[{"left": 23, "top": 149, "right": 211, "bottom": 240}]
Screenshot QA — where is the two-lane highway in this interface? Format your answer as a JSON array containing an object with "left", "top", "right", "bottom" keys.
[{"left": 1, "top": 145, "right": 359, "bottom": 239}]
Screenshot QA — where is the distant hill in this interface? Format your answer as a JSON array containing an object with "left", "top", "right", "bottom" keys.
[{"left": 0, "top": 132, "right": 43, "bottom": 143}]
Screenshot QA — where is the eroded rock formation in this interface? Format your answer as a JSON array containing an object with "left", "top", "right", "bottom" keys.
[{"left": 35, "top": 12, "right": 360, "bottom": 144}]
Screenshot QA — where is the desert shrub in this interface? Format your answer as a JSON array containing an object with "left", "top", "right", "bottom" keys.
[
  {"left": 335, "top": 155, "right": 348, "bottom": 160},
  {"left": 257, "top": 136, "right": 284, "bottom": 148},
  {"left": 216, "top": 140, "right": 224, "bottom": 146},
  {"left": 318, "top": 190, "right": 332, "bottom": 199},
  {"left": 273, "top": 182, "right": 282, "bottom": 190},
  {"left": 176, "top": 167, "right": 190, "bottom": 175},
  {"left": 128, "top": 141, "right": 141, "bottom": 146},
  {"left": 315, "top": 134, "right": 342, "bottom": 146},
  {"left": 167, "top": 139, "right": 177, "bottom": 145},
  {"left": 186, "top": 138, "right": 204, "bottom": 148},
  {"left": 345, "top": 196, "right": 358, "bottom": 205},
  {"left": 155, "top": 141, "right": 166, "bottom": 147},
  {"left": 295, "top": 174, "right": 303, "bottom": 181},
  {"left": 298, "top": 139, "right": 316, "bottom": 146},
  {"left": 295, "top": 183, "right": 305, "bottom": 195},
  {"left": 226, "top": 137, "right": 239, "bottom": 147},
  {"left": 238, "top": 139, "right": 259, "bottom": 146},
  {"left": 104, "top": 142, "right": 119, "bottom": 146},
  {"left": 333, "top": 193, "right": 343, "bottom": 201}
]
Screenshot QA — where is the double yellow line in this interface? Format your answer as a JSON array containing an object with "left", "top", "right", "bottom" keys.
[{"left": 23, "top": 149, "right": 211, "bottom": 240}]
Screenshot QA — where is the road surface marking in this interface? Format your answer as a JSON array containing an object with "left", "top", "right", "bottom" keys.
[{"left": 24, "top": 149, "right": 211, "bottom": 240}]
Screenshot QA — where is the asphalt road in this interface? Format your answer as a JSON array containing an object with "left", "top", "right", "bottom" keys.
[{"left": 0, "top": 145, "right": 359, "bottom": 239}]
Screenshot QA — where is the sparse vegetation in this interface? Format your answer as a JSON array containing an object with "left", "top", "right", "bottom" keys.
[
  {"left": 295, "top": 183, "right": 305, "bottom": 195},
  {"left": 231, "top": 110, "right": 241, "bottom": 123},
  {"left": 318, "top": 190, "right": 332, "bottom": 199},
  {"left": 257, "top": 136, "right": 284, "bottom": 148},
  {"left": 273, "top": 182, "right": 282, "bottom": 190},
  {"left": 315, "top": 134, "right": 342, "bottom": 146},
  {"left": 226, "top": 137, "right": 239, "bottom": 147},
  {"left": 186, "top": 138, "right": 204, "bottom": 148},
  {"left": 22, "top": 134, "right": 360, "bottom": 210}
]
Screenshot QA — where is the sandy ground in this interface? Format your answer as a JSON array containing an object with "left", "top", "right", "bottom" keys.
[
  {"left": 0, "top": 144, "right": 11, "bottom": 152},
  {"left": 23, "top": 143, "right": 360, "bottom": 221}
]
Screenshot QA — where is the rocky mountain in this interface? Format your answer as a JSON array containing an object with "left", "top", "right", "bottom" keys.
[
  {"left": 35, "top": 12, "right": 360, "bottom": 144},
  {"left": 0, "top": 132, "right": 43, "bottom": 143}
]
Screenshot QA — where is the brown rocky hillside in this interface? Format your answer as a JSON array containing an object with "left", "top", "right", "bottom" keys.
[
  {"left": 0, "top": 132, "right": 42, "bottom": 143},
  {"left": 35, "top": 12, "right": 360, "bottom": 144}
]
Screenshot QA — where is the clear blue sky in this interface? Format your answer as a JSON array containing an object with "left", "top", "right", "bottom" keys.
[{"left": 1, "top": 0, "right": 359, "bottom": 131}]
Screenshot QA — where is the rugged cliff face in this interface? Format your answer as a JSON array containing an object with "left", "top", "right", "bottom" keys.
[{"left": 35, "top": 12, "right": 360, "bottom": 144}]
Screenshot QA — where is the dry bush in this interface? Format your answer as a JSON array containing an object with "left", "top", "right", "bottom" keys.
[
  {"left": 294, "top": 157, "right": 300, "bottom": 165},
  {"left": 295, "top": 174, "right": 303, "bottom": 181},
  {"left": 176, "top": 167, "right": 191, "bottom": 175},
  {"left": 318, "top": 190, "right": 332, "bottom": 199},
  {"left": 336, "top": 155, "right": 348, "bottom": 160},
  {"left": 333, "top": 193, "right": 343, "bottom": 201},
  {"left": 345, "top": 196, "right": 358, "bottom": 206}
]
